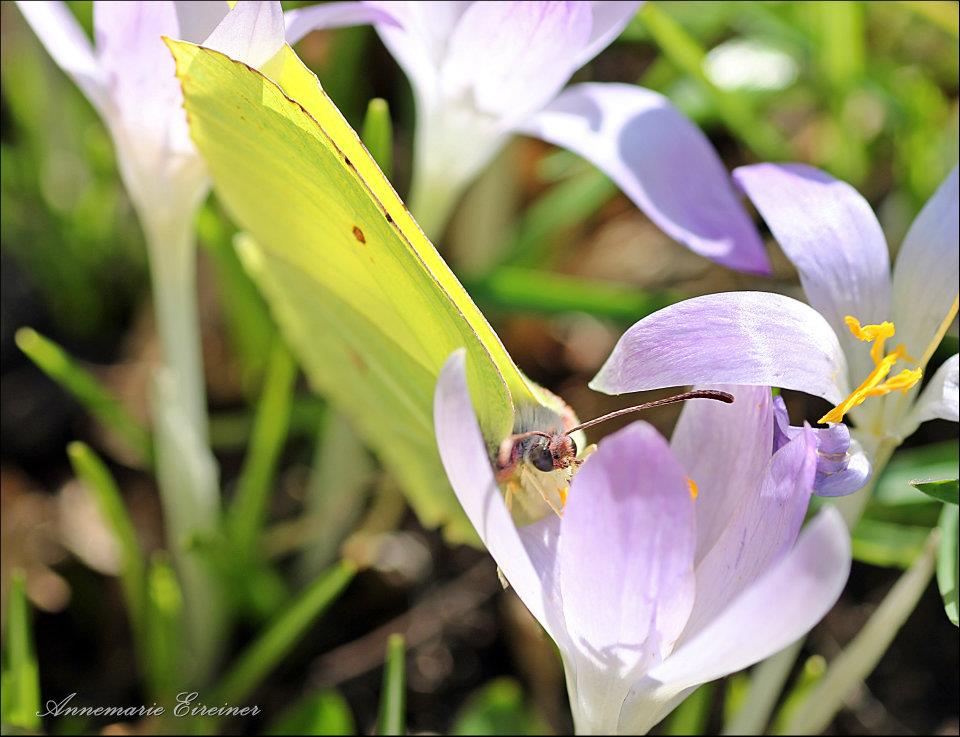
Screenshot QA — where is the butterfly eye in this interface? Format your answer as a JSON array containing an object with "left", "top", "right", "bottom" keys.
[{"left": 527, "top": 442, "right": 555, "bottom": 472}]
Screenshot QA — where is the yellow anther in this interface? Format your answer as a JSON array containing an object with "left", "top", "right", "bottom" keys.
[
  {"left": 844, "top": 316, "right": 895, "bottom": 365},
  {"left": 686, "top": 477, "right": 699, "bottom": 500},
  {"left": 819, "top": 316, "right": 923, "bottom": 424}
]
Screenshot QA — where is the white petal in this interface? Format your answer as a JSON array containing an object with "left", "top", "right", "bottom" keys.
[
  {"left": 891, "top": 166, "right": 959, "bottom": 366},
  {"left": 15, "top": 1, "right": 107, "bottom": 114},
  {"left": 201, "top": 0, "right": 285, "bottom": 69},
  {"left": 900, "top": 354, "right": 959, "bottom": 438}
]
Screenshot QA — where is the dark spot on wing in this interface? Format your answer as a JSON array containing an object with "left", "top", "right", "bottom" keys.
[
  {"left": 347, "top": 348, "right": 367, "bottom": 374},
  {"left": 344, "top": 156, "right": 352, "bottom": 167},
  {"left": 352, "top": 226, "right": 366, "bottom": 244},
  {"left": 385, "top": 212, "right": 393, "bottom": 224}
]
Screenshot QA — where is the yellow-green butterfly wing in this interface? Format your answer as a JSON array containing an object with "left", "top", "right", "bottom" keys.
[{"left": 168, "top": 40, "right": 552, "bottom": 540}]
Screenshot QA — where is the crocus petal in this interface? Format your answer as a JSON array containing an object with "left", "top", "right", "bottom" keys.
[
  {"left": 368, "top": 1, "right": 472, "bottom": 108},
  {"left": 559, "top": 421, "right": 696, "bottom": 733},
  {"left": 682, "top": 425, "right": 817, "bottom": 639},
  {"left": 901, "top": 354, "right": 959, "bottom": 437},
  {"left": 441, "top": 1, "right": 592, "bottom": 125},
  {"left": 573, "top": 1, "right": 644, "bottom": 69},
  {"left": 201, "top": 0, "right": 285, "bottom": 69},
  {"left": 284, "top": 1, "right": 399, "bottom": 46},
  {"left": 671, "top": 385, "right": 774, "bottom": 564},
  {"left": 773, "top": 397, "right": 871, "bottom": 497},
  {"left": 519, "top": 83, "right": 770, "bottom": 274},
  {"left": 734, "top": 163, "right": 891, "bottom": 379},
  {"left": 16, "top": 1, "right": 108, "bottom": 114},
  {"left": 173, "top": 1, "right": 230, "bottom": 44},
  {"left": 590, "top": 292, "right": 850, "bottom": 405},
  {"left": 433, "top": 351, "right": 561, "bottom": 639},
  {"left": 891, "top": 166, "right": 959, "bottom": 366},
  {"left": 644, "top": 507, "right": 850, "bottom": 692}
]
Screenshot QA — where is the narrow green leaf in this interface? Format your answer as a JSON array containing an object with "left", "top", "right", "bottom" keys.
[
  {"left": 228, "top": 339, "right": 298, "bottom": 558},
  {"left": 779, "top": 531, "right": 939, "bottom": 734},
  {"left": 466, "top": 266, "right": 677, "bottom": 323},
  {"left": 722, "top": 672, "right": 750, "bottom": 726},
  {"left": 937, "top": 504, "right": 959, "bottom": 625},
  {"left": 912, "top": 478, "right": 959, "bottom": 505},
  {"left": 769, "top": 655, "right": 827, "bottom": 733},
  {"left": 378, "top": 634, "right": 406, "bottom": 736},
  {"left": 15, "top": 327, "right": 152, "bottom": 464},
  {"left": 143, "top": 555, "right": 183, "bottom": 703},
  {"left": 721, "top": 640, "right": 803, "bottom": 735},
  {"left": 639, "top": 2, "right": 789, "bottom": 161},
  {"left": 851, "top": 518, "right": 930, "bottom": 568},
  {"left": 361, "top": 98, "right": 394, "bottom": 181},
  {"left": 67, "top": 441, "right": 147, "bottom": 640},
  {"left": 451, "top": 678, "right": 550, "bottom": 736},
  {"left": 213, "top": 561, "right": 355, "bottom": 705},
  {"left": 1, "top": 571, "right": 41, "bottom": 731},
  {"left": 209, "top": 397, "right": 325, "bottom": 451},
  {"left": 664, "top": 682, "right": 713, "bottom": 735},
  {"left": 264, "top": 689, "right": 355, "bottom": 736}
]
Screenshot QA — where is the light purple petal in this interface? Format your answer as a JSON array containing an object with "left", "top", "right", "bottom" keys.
[
  {"left": 559, "top": 422, "right": 696, "bottom": 673},
  {"left": 173, "top": 1, "right": 230, "bottom": 44},
  {"left": 519, "top": 83, "right": 770, "bottom": 274},
  {"left": 433, "top": 351, "right": 563, "bottom": 640},
  {"left": 682, "top": 424, "right": 817, "bottom": 640},
  {"left": 645, "top": 507, "right": 850, "bottom": 692},
  {"left": 16, "top": 1, "right": 108, "bottom": 114},
  {"left": 671, "top": 385, "right": 775, "bottom": 564},
  {"left": 891, "top": 166, "right": 959, "bottom": 366},
  {"left": 902, "top": 354, "right": 959, "bottom": 437},
  {"left": 441, "top": 1, "right": 592, "bottom": 124},
  {"left": 201, "top": 0, "right": 285, "bottom": 69},
  {"left": 734, "top": 163, "right": 891, "bottom": 378},
  {"left": 368, "top": 1, "right": 472, "bottom": 108},
  {"left": 573, "top": 1, "right": 644, "bottom": 69},
  {"left": 590, "top": 292, "right": 849, "bottom": 405},
  {"left": 284, "top": 1, "right": 399, "bottom": 46},
  {"left": 773, "top": 397, "right": 871, "bottom": 497}
]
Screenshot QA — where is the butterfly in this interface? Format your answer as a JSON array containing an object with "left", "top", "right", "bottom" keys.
[{"left": 169, "top": 41, "right": 732, "bottom": 540}]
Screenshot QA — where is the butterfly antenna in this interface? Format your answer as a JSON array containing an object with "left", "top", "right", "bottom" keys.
[{"left": 565, "top": 390, "right": 734, "bottom": 435}]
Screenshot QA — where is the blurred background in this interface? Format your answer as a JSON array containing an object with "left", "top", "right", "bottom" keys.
[{"left": 1, "top": 1, "right": 958, "bottom": 734}]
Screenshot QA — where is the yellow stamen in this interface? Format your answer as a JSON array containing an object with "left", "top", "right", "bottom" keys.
[
  {"left": 819, "top": 317, "right": 922, "bottom": 424},
  {"left": 686, "top": 477, "right": 699, "bottom": 500}
]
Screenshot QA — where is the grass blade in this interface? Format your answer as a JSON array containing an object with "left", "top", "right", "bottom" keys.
[
  {"left": 664, "top": 683, "right": 713, "bottom": 735},
  {"left": 362, "top": 98, "right": 394, "bottom": 181},
  {"left": 15, "top": 327, "right": 152, "bottom": 464},
  {"left": 144, "top": 555, "right": 183, "bottom": 703},
  {"left": 1, "top": 571, "right": 41, "bottom": 732},
  {"left": 378, "top": 634, "right": 406, "bottom": 736},
  {"left": 228, "top": 339, "right": 298, "bottom": 558},
  {"left": 213, "top": 561, "right": 356, "bottom": 705},
  {"left": 67, "top": 441, "right": 147, "bottom": 640}
]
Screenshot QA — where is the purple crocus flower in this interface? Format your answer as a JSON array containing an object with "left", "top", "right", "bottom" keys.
[
  {"left": 435, "top": 350, "right": 850, "bottom": 734},
  {"left": 287, "top": 0, "right": 769, "bottom": 273},
  {"left": 592, "top": 164, "right": 959, "bottom": 484}
]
